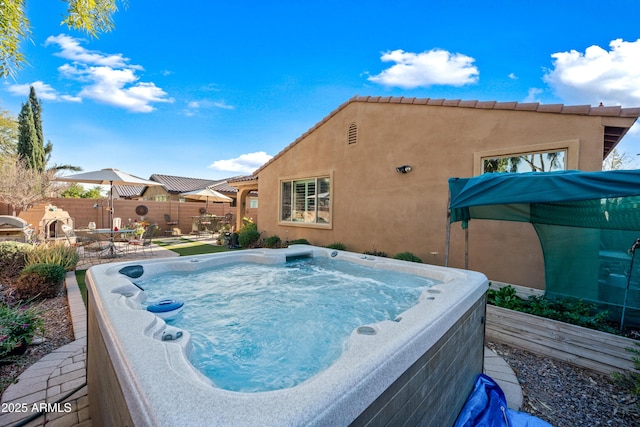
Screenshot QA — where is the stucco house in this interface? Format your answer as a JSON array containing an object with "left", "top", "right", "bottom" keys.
[{"left": 233, "top": 96, "right": 640, "bottom": 290}]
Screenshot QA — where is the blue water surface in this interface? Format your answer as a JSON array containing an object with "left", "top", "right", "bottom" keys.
[{"left": 136, "top": 257, "right": 439, "bottom": 392}]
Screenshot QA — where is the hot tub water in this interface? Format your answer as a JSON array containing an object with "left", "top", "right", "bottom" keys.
[{"left": 136, "top": 257, "right": 439, "bottom": 392}]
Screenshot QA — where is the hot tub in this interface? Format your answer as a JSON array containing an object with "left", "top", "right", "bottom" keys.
[{"left": 86, "top": 245, "right": 488, "bottom": 426}]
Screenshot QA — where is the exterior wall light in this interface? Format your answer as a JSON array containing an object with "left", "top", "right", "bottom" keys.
[{"left": 396, "top": 165, "right": 412, "bottom": 174}]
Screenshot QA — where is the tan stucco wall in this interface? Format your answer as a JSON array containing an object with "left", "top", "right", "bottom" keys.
[{"left": 257, "top": 101, "right": 620, "bottom": 289}]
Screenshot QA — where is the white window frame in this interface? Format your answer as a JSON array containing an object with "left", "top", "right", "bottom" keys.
[
  {"left": 279, "top": 175, "right": 331, "bottom": 228},
  {"left": 473, "top": 140, "right": 580, "bottom": 175}
]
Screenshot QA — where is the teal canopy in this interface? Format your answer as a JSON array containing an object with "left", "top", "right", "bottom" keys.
[
  {"left": 447, "top": 169, "right": 640, "bottom": 328},
  {"left": 449, "top": 169, "right": 640, "bottom": 230}
]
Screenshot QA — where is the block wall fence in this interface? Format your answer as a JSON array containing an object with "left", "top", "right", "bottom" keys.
[{"left": 1, "top": 198, "right": 258, "bottom": 236}]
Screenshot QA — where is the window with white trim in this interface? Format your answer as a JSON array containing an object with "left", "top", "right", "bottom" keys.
[
  {"left": 474, "top": 140, "right": 579, "bottom": 175},
  {"left": 280, "top": 176, "right": 330, "bottom": 224},
  {"left": 482, "top": 150, "right": 566, "bottom": 173}
]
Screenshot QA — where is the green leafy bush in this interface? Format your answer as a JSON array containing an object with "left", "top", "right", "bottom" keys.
[
  {"left": 238, "top": 229, "right": 261, "bottom": 248},
  {"left": 26, "top": 244, "right": 79, "bottom": 272},
  {"left": 326, "top": 242, "right": 346, "bottom": 250},
  {"left": 393, "top": 252, "right": 423, "bottom": 263},
  {"left": 14, "top": 263, "right": 67, "bottom": 299},
  {"left": 0, "top": 241, "right": 32, "bottom": 280},
  {"left": 488, "top": 285, "right": 616, "bottom": 334},
  {"left": 263, "top": 235, "right": 282, "bottom": 248},
  {"left": 487, "top": 285, "right": 525, "bottom": 311},
  {"left": 0, "top": 301, "right": 44, "bottom": 362}
]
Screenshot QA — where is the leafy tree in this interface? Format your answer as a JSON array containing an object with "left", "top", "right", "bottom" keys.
[
  {"left": 60, "top": 183, "right": 103, "bottom": 198},
  {"left": 17, "top": 87, "right": 81, "bottom": 174},
  {"left": 0, "top": 155, "right": 54, "bottom": 216},
  {"left": 29, "top": 87, "right": 44, "bottom": 156},
  {"left": 603, "top": 148, "right": 635, "bottom": 171},
  {"left": 0, "top": 109, "right": 18, "bottom": 156},
  {"left": 17, "top": 100, "right": 44, "bottom": 172},
  {"left": 1, "top": 0, "right": 124, "bottom": 78}
]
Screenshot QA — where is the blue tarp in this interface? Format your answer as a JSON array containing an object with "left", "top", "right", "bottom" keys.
[
  {"left": 454, "top": 374, "right": 552, "bottom": 427},
  {"left": 449, "top": 169, "right": 640, "bottom": 229}
]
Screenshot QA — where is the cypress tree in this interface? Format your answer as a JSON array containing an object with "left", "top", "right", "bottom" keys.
[{"left": 16, "top": 86, "right": 46, "bottom": 172}]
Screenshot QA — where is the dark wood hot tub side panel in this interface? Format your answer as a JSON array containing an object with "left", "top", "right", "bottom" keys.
[{"left": 351, "top": 294, "right": 487, "bottom": 427}]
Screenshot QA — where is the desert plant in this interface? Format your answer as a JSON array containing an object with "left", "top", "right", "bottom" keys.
[
  {"left": 393, "top": 252, "right": 423, "bottom": 263},
  {"left": 25, "top": 243, "right": 79, "bottom": 272},
  {"left": 326, "top": 242, "right": 346, "bottom": 250},
  {"left": 0, "top": 241, "right": 32, "bottom": 280},
  {"left": 0, "top": 301, "right": 44, "bottom": 362},
  {"left": 263, "top": 235, "right": 282, "bottom": 248},
  {"left": 14, "top": 263, "right": 67, "bottom": 299}
]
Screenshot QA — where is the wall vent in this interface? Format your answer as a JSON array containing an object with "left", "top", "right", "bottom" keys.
[{"left": 347, "top": 122, "right": 358, "bottom": 144}]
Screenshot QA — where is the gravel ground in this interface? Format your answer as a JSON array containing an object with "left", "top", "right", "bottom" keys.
[{"left": 487, "top": 341, "right": 640, "bottom": 426}]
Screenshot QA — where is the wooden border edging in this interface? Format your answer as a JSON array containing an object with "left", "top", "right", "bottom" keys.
[{"left": 486, "top": 305, "right": 638, "bottom": 375}]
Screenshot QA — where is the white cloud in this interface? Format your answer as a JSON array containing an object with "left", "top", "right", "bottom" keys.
[
  {"left": 508, "top": 73, "right": 518, "bottom": 80},
  {"left": 523, "top": 88, "right": 544, "bottom": 103},
  {"left": 43, "top": 34, "right": 172, "bottom": 112},
  {"left": 45, "top": 34, "right": 133, "bottom": 68},
  {"left": 7, "top": 80, "right": 81, "bottom": 102},
  {"left": 209, "top": 151, "right": 273, "bottom": 175},
  {"left": 183, "top": 99, "right": 235, "bottom": 116},
  {"left": 368, "top": 49, "right": 479, "bottom": 89},
  {"left": 543, "top": 38, "right": 640, "bottom": 106}
]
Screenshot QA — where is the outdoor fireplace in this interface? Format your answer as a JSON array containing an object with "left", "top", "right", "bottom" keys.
[
  {"left": 0, "top": 216, "right": 29, "bottom": 242},
  {"left": 38, "top": 205, "right": 74, "bottom": 241}
]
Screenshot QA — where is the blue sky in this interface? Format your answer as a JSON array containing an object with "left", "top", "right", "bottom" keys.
[{"left": 2, "top": 0, "right": 640, "bottom": 181}]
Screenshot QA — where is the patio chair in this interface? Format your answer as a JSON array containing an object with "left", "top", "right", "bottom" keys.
[
  {"left": 127, "top": 224, "right": 157, "bottom": 256},
  {"left": 164, "top": 214, "right": 178, "bottom": 226},
  {"left": 164, "top": 214, "right": 179, "bottom": 236},
  {"left": 61, "top": 224, "right": 77, "bottom": 246},
  {"left": 74, "top": 229, "right": 110, "bottom": 260}
]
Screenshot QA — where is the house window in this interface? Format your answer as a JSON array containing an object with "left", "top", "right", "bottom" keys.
[
  {"left": 482, "top": 150, "right": 566, "bottom": 173},
  {"left": 249, "top": 198, "right": 258, "bottom": 209},
  {"left": 152, "top": 195, "right": 168, "bottom": 202},
  {"left": 474, "top": 140, "right": 579, "bottom": 175},
  {"left": 280, "top": 176, "right": 330, "bottom": 225}
]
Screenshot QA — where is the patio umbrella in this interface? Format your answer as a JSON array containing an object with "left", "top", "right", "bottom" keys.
[
  {"left": 181, "top": 187, "right": 232, "bottom": 213},
  {"left": 55, "top": 168, "right": 162, "bottom": 253}
]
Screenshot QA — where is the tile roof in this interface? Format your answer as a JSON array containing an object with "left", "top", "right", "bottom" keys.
[
  {"left": 254, "top": 96, "right": 640, "bottom": 175},
  {"left": 226, "top": 175, "right": 258, "bottom": 184}
]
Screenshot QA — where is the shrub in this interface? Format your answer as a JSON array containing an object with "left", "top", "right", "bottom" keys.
[
  {"left": 393, "top": 252, "right": 423, "bottom": 263},
  {"left": 263, "top": 235, "right": 282, "bottom": 248},
  {"left": 363, "top": 250, "right": 388, "bottom": 257},
  {"left": 0, "top": 301, "right": 44, "bottom": 361},
  {"left": 290, "top": 238, "right": 310, "bottom": 245},
  {"left": 26, "top": 244, "right": 79, "bottom": 272},
  {"left": 326, "top": 242, "right": 346, "bottom": 250},
  {"left": 488, "top": 285, "right": 617, "bottom": 334},
  {"left": 14, "top": 264, "right": 67, "bottom": 300},
  {"left": 238, "top": 229, "right": 261, "bottom": 248},
  {"left": 0, "top": 241, "right": 32, "bottom": 281}
]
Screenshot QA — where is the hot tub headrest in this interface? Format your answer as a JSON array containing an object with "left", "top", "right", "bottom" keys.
[{"left": 119, "top": 265, "right": 144, "bottom": 279}]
